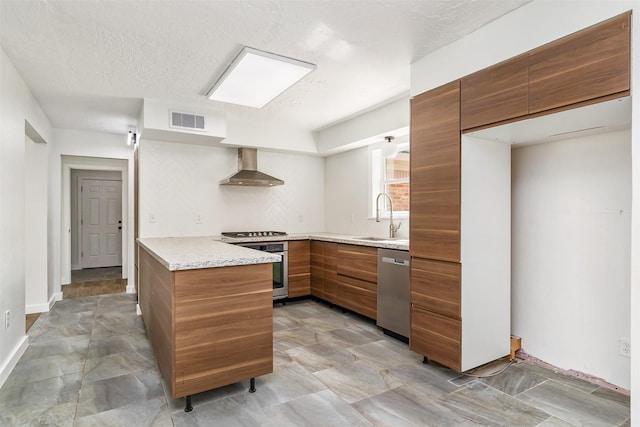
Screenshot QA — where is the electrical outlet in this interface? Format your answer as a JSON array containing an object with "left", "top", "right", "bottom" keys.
[
  {"left": 148, "top": 213, "right": 157, "bottom": 223},
  {"left": 619, "top": 337, "right": 631, "bottom": 358},
  {"left": 195, "top": 214, "right": 202, "bottom": 224},
  {"left": 4, "top": 310, "right": 10, "bottom": 330}
]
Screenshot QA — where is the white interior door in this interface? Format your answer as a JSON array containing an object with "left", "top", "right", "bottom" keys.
[{"left": 81, "top": 179, "right": 122, "bottom": 268}]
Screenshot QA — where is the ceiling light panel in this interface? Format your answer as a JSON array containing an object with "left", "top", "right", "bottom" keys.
[{"left": 207, "top": 47, "right": 316, "bottom": 109}]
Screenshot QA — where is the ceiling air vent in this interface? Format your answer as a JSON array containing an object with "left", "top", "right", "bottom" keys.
[{"left": 170, "top": 111, "right": 206, "bottom": 131}]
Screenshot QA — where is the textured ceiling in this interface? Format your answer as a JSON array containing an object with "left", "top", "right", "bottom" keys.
[{"left": 1, "top": 0, "right": 531, "bottom": 136}]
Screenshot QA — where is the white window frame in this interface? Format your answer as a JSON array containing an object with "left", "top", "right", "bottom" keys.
[{"left": 369, "top": 140, "right": 410, "bottom": 219}]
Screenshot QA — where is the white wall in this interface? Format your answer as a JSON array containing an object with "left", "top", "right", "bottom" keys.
[
  {"left": 410, "top": 0, "right": 638, "bottom": 403},
  {"left": 0, "top": 48, "right": 53, "bottom": 387},
  {"left": 324, "top": 146, "right": 409, "bottom": 239},
  {"left": 70, "top": 169, "right": 123, "bottom": 270},
  {"left": 24, "top": 135, "right": 49, "bottom": 314},
  {"left": 138, "top": 139, "right": 324, "bottom": 237},
  {"left": 411, "top": 1, "right": 636, "bottom": 96},
  {"left": 512, "top": 130, "right": 631, "bottom": 389},
  {"left": 315, "top": 97, "right": 409, "bottom": 155},
  {"left": 49, "top": 130, "right": 134, "bottom": 294}
]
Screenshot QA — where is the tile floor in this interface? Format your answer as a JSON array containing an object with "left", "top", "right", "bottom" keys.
[
  {"left": 1, "top": 297, "right": 631, "bottom": 426},
  {"left": 25, "top": 267, "right": 126, "bottom": 332}
]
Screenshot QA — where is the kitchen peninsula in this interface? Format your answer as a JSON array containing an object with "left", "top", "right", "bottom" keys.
[{"left": 137, "top": 237, "right": 280, "bottom": 411}]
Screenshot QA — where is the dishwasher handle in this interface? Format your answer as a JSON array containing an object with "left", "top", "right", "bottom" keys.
[{"left": 381, "top": 256, "right": 410, "bottom": 267}]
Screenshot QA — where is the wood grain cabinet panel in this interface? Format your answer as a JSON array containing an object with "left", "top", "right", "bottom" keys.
[
  {"left": 288, "top": 240, "right": 310, "bottom": 297},
  {"left": 335, "top": 243, "right": 378, "bottom": 319},
  {"left": 310, "top": 241, "right": 338, "bottom": 303},
  {"left": 337, "top": 244, "right": 378, "bottom": 283},
  {"left": 310, "top": 241, "right": 324, "bottom": 299},
  {"left": 411, "top": 257, "right": 460, "bottom": 319},
  {"left": 337, "top": 275, "right": 377, "bottom": 320},
  {"left": 411, "top": 305, "right": 461, "bottom": 372},
  {"left": 461, "top": 54, "right": 529, "bottom": 130},
  {"left": 410, "top": 81, "right": 461, "bottom": 262},
  {"left": 529, "top": 12, "right": 630, "bottom": 114},
  {"left": 138, "top": 246, "right": 273, "bottom": 400},
  {"left": 323, "top": 242, "right": 338, "bottom": 303}
]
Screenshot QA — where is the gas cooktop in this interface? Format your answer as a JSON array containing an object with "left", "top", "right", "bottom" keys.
[{"left": 221, "top": 231, "right": 288, "bottom": 238}]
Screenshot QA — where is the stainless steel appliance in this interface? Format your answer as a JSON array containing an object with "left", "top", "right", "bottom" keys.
[
  {"left": 377, "top": 248, "right": 410, "bottom": 340},
  {"left": 222, "top": 231, "right": 288, "bottom": 300}
]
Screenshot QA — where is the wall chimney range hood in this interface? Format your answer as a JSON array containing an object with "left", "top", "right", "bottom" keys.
[{"left": 219, "top": 147, "right": 284, "bottom": 187}]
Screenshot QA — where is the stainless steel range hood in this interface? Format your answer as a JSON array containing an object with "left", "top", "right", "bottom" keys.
[{"left": 219, "top": 147, "right": 284, "bottom": 187}]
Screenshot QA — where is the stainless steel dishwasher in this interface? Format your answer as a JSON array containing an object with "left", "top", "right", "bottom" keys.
[{"left": 377, "top": 248, "right": 410, "bottom": 340}]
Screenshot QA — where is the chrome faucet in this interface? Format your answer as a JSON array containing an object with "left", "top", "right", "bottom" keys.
[{"left": 376, "top": 192, "right": 401, "bottom": 238}]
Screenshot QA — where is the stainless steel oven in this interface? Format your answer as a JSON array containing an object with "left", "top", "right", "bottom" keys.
[{"left": 237, "top": 241, "right": 288, "bottom": 300}]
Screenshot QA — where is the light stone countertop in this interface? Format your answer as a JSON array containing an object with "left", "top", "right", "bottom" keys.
[
  {"left": 137, "top": 236, "right": 281, "bottom": 271},
  {"left": 220, "top": 232, "right": 409, "bottom": 251}
]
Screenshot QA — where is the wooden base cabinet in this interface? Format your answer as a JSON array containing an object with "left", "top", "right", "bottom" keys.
[
  {"left": 310, "top": 241, "right": 337, "bottom": 304},
  {"left": 288, "top": 240, "right": 310, "bottom": 297},
  {"left": 336, "top": 244, "right": 378, "bottom": 320},
  {"left": 139, "top": 247, "right": 273, "bottom": 399}
]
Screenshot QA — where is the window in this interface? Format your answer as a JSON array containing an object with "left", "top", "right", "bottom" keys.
[{"left": 371, "top": 140, "right": 410, "bottom": 217}]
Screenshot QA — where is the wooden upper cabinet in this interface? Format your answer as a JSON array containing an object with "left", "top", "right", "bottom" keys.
[
  {"left": 410, "top": 81, "right": 461, "bottom": 262},
  {"left": 460, "top": 54, "right": 529, "bottom": 130},
  {"left": 529, "top": 12, "right": 630, "bottom": 114}
]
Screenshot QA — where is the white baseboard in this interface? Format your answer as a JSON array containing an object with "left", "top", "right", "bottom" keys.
[
  {"left": 25, "top": 292, "right": 61, "bottom": 314},
  {"left": 126, "top": 285, "right": 136, "bottom": 294},
  {"left": 0, "top": 336, "right": 28, "bottom": 388},
  {"left": 25, "top": 303, "right": 49, "bottom": 315},
  {"left": 136, "top": 304, "right": 142, "bottom": 316},
  {"left": 51, "top": 292, "right": 62, "bottom": 306}
]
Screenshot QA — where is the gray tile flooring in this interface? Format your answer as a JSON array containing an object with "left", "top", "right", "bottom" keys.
[{"left": 0, "top": 296, "right": 631, "bottom": 426}]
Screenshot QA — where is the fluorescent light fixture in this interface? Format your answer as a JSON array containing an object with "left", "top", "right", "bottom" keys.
[{"left": 207, "top": 46, "right": 316, "bottom": 108}]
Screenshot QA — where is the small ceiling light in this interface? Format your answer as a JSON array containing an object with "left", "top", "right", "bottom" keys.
[
  {"left": 381, "top": 135, "right": 398, "bottom": 158},
  {"left": 127, "top": 131, "right": 137, "bottom": 146},
  {"left": 207, "top": 46, "right": 316, "bottom": 108}
]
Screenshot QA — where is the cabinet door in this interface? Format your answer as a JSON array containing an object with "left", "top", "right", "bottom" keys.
[
  {"left": 411, "top": 257, "right": 460, "bottom": 319},
  {"left": 411, "top": 305, "right": 461, "bottom": 372},
  {"left": 461, "top": 54, "right": 529, "bottom": 130},
  {"left": 323, "top": 242, "right": 338, "bottom": 303},
  {"left": 529, "top": 12, "right": 630, "bottom": 114},
  {"left": 288, "top": 241, "right": 310, "bottom": 297},
  {"left": 337, "top": 275, "right": 377, "bottom": 320},
  {"left": 410, "top": 81, "right": 461, "bottom": 262},
  {"left": 337, "top": 244, "right": 378, "bottom": 283},
  {"left": 310, "top": 241, "right": 324, "bottom": 298}
]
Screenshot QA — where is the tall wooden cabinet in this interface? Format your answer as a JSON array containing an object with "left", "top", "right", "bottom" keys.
[
  {"left": 410, "top": 81, "right": 461, "bottom": 263},
  {"left": 410, "top": 83, "right": 511, "bottom": 372},
  {"left": 409, "top": 11, "right": 631, "bottom": 372}
]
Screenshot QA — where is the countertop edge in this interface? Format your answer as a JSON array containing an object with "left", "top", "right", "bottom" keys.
[
  {"left": 137, "top": 237, "right": 281, "bottom": 271},
  {"left": 220, "top": 233, "right": 409, "bottom": 251}
]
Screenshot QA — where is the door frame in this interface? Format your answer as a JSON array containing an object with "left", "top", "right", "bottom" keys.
[
  {"left": 71, "top": 171, "right": 123, "bottom": 270},
  {"left": 79, "top": 177, "right": 123, "bottom": 269},
  {"left": 61, "top": 156, "right": 130, "bottom": 289}
]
